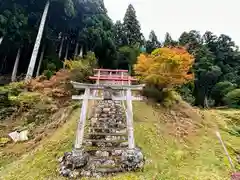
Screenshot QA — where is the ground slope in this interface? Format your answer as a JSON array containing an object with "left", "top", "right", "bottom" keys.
[{"left": 0, "top": 102, "right": 239, "bottom": 180}]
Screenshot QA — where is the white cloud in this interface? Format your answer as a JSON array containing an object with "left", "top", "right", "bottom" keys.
[{"left": 104, "top": 0, "right": 240, "bottom": 45}]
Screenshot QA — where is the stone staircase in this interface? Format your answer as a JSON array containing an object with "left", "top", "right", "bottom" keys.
[
  {"left": 82, "top": 100, "right": 128, "bottom": 176},
  {"left": 59, "top": 99, "right": 144, "bottom": 178},
  {"left": 59, "top": 70, "right": 145, "bottom": 178}
]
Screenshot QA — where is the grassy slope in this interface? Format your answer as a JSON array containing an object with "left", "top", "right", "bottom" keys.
[{"left": 0, "top": 102, "right": 239, "bottom": 180}]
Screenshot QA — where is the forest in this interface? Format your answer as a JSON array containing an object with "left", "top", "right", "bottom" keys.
[{"left": 1, "top": 0, "right": 240, "bottom": 108}]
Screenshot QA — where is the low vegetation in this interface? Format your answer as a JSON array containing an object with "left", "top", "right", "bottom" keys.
[
  {"left": 0, "top": 52, "right": 96, "bottom": 168},
  {"left": 0, "top": 101, "right": 239, "bottom": 179}
]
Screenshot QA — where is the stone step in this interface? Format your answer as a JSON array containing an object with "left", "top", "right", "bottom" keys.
[
  {"left": 87, "top": 133, "right": 127, "bottom": 136},
  {"left": 95, "top": 167, "right": 123, "bottom": 174},
  {"left": 86, "top": 134, "right": 127, "bottom": 141},
  {"left": 88, "top": 157, "right": 122, "bottom": 166},
  {"left": 92, "top": 120, "right": 126, "bottom": 124},
  {"left": 84, "top": 143, "right": 128, "bottom": 153},
  {"left": 83, "top": 141, "right": 127, "bottom": 148},
  {"left": 85, "top": 147, "right": 128, "bottom": 153},
  {"left": 86, "top": 136, "right": 127, "bottom": 142},
  {"left": 90, "top": 156, "right": 122, "bottom": 161},
  {"left": 90, "top": 124, "right": 127, "bottom": 129},
  {"left": 84, "top": 139, "right": 127, "bottom": 143},
  {"left": 89, "top": 127, "right": 127, "bottom": 132}
]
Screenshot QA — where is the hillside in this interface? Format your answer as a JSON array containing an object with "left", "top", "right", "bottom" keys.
[
  {"left": 1, "top": 1, "right": 240, "bottom": 179},
  {"left": 0, "top": 100, "right": 239, "bottom": 180}
]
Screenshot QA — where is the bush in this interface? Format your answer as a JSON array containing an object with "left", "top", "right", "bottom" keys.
[
  {"left": 142, "top": 85, "right": 165, "bottom": 102},
  {"left": 228, "top": 126, "right": 240, "bottom": 137},
  {"left": 42, "top": 62, "right": 57, "bottom": 80},
  {"left": 0, "top": 137, "right": 11, "bottom": 147},
  {"left": 211, "top": 81, "right": 237, "bottom": 106},
  {"left": 177, "top": 83, "right": 195, "bottom": 105},
  {"left": 142, "top": 85, "right": 181, "bottom": 107},
  {"left": 64, "top": 51, "right": 97, "bottom": 71},
  {"left": 0, "top": 81, "right": 25, "bottom": 96},
  {"left": 224, "top": 89, "right": 240, "bottom": 107},
  {"left": 23, "top": 102, "right": 57, "bottom": 125},
  {"left": 12, "top": 92, "right": 52, "bottom": 108},
  {"left": 162, "top": 90, "right": 182, "bottom": 108},
  {"left": 64, "top": 51, "right": 97, "bottom": 83},
  {"left": 17, "top": 92, "right": 42, "bottom": 105},
  {"left": 47, "top": 63, "right": 56, "bottom": 71},
  {"left": 43, "top": 70, "right": 54, "bottom": 80}
]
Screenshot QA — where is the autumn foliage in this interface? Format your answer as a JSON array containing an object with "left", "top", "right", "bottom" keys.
[
  {"left": 26, "top": 69, "right": 71, "bottom": 98},
  {"left": 134, "top": 47, "right": 194, "bottom": 89}
]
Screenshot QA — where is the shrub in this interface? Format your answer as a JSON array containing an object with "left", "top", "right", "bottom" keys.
[
  {"left": 23, "top": 102, "right": 57, "bottom": 125},
  {"left": 0, "top": 81, "right": 25, "bottom": 96},
  {"left": 177, "top": 82, "right": 195, "bottom": 105},
  {"left": 17, "top": 92, "right": 42, "bottom": 105},
  {"left": 228, "top": 126, "right": 240, "bottom": 137},
  {"left": 211, "top": 81, "right": 237, "bottom": 106},
  {"left": 64, "top": 51, "right": 97, "bottom": 83},
  {"left": 224, "top": 89, "right": 240, "bottom": 107},
  {"left": 13, "top": 92, "right": 52, "bottom": 108},
  {"left": 162, "top": 90, "right": 182, "bottom": 108},
  {"left": 0, "top": 137, "right": 11, "bottom": 147},
  {"left": 64, "top": 51, "right": 97, "bottom": 71},
  {"left": 43, "top": 70, "right": 54, "bottom": 80},
  {"left": 47, "top": 63, "right": 57, "bottom": 71},
  {"left": 142, "top": 85, "right": 165, "bottom": 102},
  {"left": 42, "top": 62, "right": 57, "bottom": 80},
  {"left": 142, "top": 85, "right": 181, "bottom": 107}
]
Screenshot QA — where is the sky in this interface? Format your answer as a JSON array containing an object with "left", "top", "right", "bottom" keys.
[{"left": 104, "top": 0, "right": 240, "bottom": 45}]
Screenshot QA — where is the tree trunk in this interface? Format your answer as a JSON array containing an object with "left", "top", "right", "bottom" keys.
[
  {"left": 0, "top": 56, "right": 7, "bottom": 73},
  {"left": 74, "top": 42, "right": 79, "bottom": 57},
  {"left": 25, "top": 1, "right": 50, "bottom": 80},
  {"left": 79, "top": 46, "right": 83, "bottom": 57},
  {"left": 65, "top": 41, "right": 69, "bottom": 59},
  {"left": 0, "top": 37, "right": 3, "bottom": 45},
  {"left": 204, "top": 96, "right": 209, "bottom": 108},
  {"left": 11, "top": 48, "right": 21, "bottom": 82},
  {"left": 58, "top": 37, "right": 64, "bottom": 58},
  {"left": 36, "top": 46, "right": 45, "bottom": 77}
]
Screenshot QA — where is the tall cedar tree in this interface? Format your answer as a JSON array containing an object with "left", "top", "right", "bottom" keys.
[
  {"left": 146, "top": 30, "right": 161, "bottom": 53},
  {"left": 163, "top": 32, "right": 177, "bottom": 47},
  {"left": 113, "top": 20, "right": 128, "bottom": 47},
  {"left": 123, "top": 4, "right": 142, "bottom": 46}
]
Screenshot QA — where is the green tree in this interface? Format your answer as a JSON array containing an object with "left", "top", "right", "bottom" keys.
[
  {"left": 80, "top": 14, "right": 117, "bottom": 68},
  {"left": 224, "top": 89, "right": 240, "bottom": 107},
  {"left": 179, "top": 30, "right": 202, "bottom": 53},
  {"left": 123, "top": 4, "right": 143, "bottom": 46},
  {"left": 113, "top": 20, "right": 128, "bottom": 47},
  {"left": 146, "top": 30, "right": 161, "bottom": 53},
  {"left": 163, "top": 32, "right": 177, "bottom": 47},
  {"left": 193, "top": 45, "right": 222, "bottom": 107},
  {"left": 211, "top": 81, "right": 236, "bottom": 106},
  {"left": 118, "top": 46, "right": 140, "bottom": 73}
]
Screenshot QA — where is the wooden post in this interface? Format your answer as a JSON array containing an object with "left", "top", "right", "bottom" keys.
[
  {"left": 216, "top": 131, "right": 236, "bottom": 172},
  {"left": 75, "top": 87, "right": 90, "bottom": 149},
  {"left": 94, "top": 69, "right": 100, "bottom": 97}
]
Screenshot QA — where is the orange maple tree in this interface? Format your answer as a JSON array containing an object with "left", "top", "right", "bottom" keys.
[{"left": 134, "top": 47, "right": 194, "bottom": 88}]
